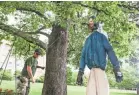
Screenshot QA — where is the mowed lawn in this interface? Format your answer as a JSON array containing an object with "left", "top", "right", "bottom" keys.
[{"left": 1, "top": 80, "right": 136, "bottom": 95}]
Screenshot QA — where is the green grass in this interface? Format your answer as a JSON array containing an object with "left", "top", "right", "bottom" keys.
[{"left": 0, "top": 80, "right": 136, "bottom": 95}]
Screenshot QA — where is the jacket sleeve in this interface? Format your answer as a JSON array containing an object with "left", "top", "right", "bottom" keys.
[
  {"left": 79, "top": 38, "right": 89, "bottom": 72},
  {"left": 79, "top": 46, "right": 86, "bottom": 72},
  {"left": 102, "top": 35, "right": 120, "bottom": 69}
]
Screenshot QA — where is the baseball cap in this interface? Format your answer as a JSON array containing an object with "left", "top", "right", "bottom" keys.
[{"left": 34, "top": 49, "right": 42, "bottom": 55}]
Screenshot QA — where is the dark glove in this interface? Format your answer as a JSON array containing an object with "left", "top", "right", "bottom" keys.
[
  {"left": 76, "top": 70, "right": 84, "bottom": 85},
  {"left": 113, "top": 68, "right": 123, "bottom": 83}
]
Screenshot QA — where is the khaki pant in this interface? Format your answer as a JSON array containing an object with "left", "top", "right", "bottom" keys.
[
  {"left": 16, "top": 77, "right": 29, "bottom": 95},
  {"left": 86, "top": 68, "right": 109, "bottom": 95}
]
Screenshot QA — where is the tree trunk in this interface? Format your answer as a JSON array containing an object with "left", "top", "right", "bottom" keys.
[{"left": 42, "top": 24, "right": 68, "bottom": 95}]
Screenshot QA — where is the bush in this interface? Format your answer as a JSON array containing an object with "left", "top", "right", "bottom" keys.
[
  {"left": 116, "top": 68, "right": 139, "bottom": 90},
  {"left": 14, "top": 70, "right": 21, "bottom": 76},
  {"left": 67, "top": 68, "right": 89, "bottom": 86},
  {"left": 67, "top": 67, "right": 73, "bottom": 85},
  {"left": 36, "top": 76, "right": 44, "bottom": 83},
  {"left": 0, "top": 70, "right": 13, "bottom": 81},
  {"left": 83, "top": 76, "right": 88, "bottom": 87},
  {"left": 70, "top": 72, "right": 77, "bottom": 85},
  {"left": 108, "top": 66, "right": 139, "bottom": 90}
]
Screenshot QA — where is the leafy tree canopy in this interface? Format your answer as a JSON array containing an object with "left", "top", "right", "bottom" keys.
[{"left": 0, "top": 1, "right": 138, "bottom": 65}]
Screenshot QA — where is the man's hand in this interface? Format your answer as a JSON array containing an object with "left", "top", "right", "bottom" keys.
[
  {"left": 113, "top": 68, "right": 123, "bottom": 83},
  {"left": 27, "top": 66, "right": 34, "bottom": 80},
  {"left": 31, "top": 77, "right": 35, "bottom": 83},
  {"left": 76, "top": 70, "right": 84, "bottom": 85}
]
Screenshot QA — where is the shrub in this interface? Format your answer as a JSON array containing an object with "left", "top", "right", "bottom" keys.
[
  {"left": 36, "top": 76, "right": 44, "bottom": 83},
  {"left": 67, "top": 67, "right": 73, "bottom": 85},
  {"left": 0, "top": 70, "right": 13, "bottom": 81},
  {"left": 108, "top": 66, "right": 139, "bottom": 90},
  {"left": 14, "top": 70, "right": 21, "bottom": 76}
]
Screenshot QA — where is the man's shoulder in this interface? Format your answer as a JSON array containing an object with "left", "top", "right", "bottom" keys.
[
  {"left": 27, "top": 56, "right": 33, "bottom": 59},
  {"left": 96, "top": 31, "right": 108, "bottom": 38},
  {"left": 86, "top": 31, "right": 105, "bottom": 41},
  {"left": 26, "top": 56, "right": 33, "bottom": 62}
]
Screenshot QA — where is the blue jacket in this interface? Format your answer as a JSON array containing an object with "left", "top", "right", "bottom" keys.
[{"left": 79, "top": 31, "right": 120, "bottom": 71}]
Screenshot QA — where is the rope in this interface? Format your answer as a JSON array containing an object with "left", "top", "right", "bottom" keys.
[
  {"left": 38, "top": 33, "right": 62, "bottom": 69},
  {"left": 0, "top": 50, "right": 11, "bottom": 70},
  {"left": 14, "top": 45, "right": 17, "bottom": 95},
  {"left": 0, "top": 42, "right": 15, "bottom": 85},
  {"left": 46, "top": 33, "right": 62, "bottom": 51},
  {"left": 0, "top": 49, "right": 12, "bottom": 85}
]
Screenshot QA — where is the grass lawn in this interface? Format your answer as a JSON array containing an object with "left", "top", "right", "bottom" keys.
[{"left": 0, "top": 80, "right": 136, "bottom": 95}]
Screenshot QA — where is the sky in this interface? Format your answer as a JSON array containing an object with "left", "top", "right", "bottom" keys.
[{"left": 7, "top": 12, "right": 50, "bottom": 43}]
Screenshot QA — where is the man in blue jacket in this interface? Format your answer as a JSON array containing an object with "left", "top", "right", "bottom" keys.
[{"left": 76, "top": 18, "right": 123, "bottom": 95}]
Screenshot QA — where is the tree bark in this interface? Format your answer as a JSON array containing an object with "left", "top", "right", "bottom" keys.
[{"left": 42, "top": 24, "right": 68, "bottom": 95}]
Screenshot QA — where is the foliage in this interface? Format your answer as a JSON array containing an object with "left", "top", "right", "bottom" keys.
[
  {"left": 14, "top": 70, "right": 21, "bottom": 77},
  {"left": 128, "top": 37, "right": 139, "bottom": 67},
  {"left": 107, "top": 65, "right": 139, "bottom": 90},
  {"left": 67, "top": 67, "right": 73, "bottom": 85},
  {"left": 0, "top": 70, "right": 13, "bottom": 81},
  {"left": 36, "top": 75, "right": 44, "bottom": 83},
  {"left": 70, "top": 71, "right": 77, "bottom": 86},
  {"left": 0, "top": 2, "right": 138, "bottom": 64}
]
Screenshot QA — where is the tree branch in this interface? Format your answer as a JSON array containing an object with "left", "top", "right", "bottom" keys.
[
  {"left": 0, "top": 22, "right": 46, "bottom": 50},
  {"left": 35, "top": 26, "right": 46, "bottom": 32},
  {"left": 117, "top": 3, "right": 139, "bottom": 11},
  {"left": 16, "top": 7, "right": 51, "bottom": 37},
  {"left": 16, "top": 7, "right": 47, "bottom": 20},
  {"left": 72, "top": 2, "right": 109, "bottom": 15},
  {"left": 27, "top": 31, "right": 50, "bottom": 37},
  {"left": 27, "top": 26, "right": 50, "bottom": 37}
]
